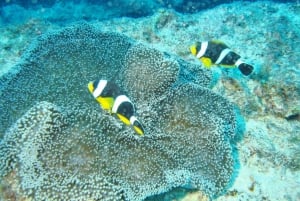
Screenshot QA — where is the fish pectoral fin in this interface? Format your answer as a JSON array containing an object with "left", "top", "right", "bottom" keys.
[
  {"left": 106, "top": 109, "right": 113, "bottom": 115},
  {"left": 96, "top": 97, "right": 114, "bottom": 111},
  {"left": 200, "top": 57, "right": 212, "bottom": 68},
  {"left": 116, "top": 114, "right": 131, "bottom": 125}
]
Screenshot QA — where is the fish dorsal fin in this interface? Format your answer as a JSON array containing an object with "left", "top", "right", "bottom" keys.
[
  {"left": 211, "top": 40, "right": 226, "bottom": 45},
  {"left": 200, "top": 57, "right": 212, "bottom": 68},
  {"left": 96, "top": 97, "right": 114, "bottom": 112}
]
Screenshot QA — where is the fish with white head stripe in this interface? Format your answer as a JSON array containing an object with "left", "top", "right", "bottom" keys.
[{"left": 88, "top": 79, "right": 144, "bottom": 136}]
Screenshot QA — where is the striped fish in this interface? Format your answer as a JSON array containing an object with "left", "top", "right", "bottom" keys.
[
  {"left": 190, "top": 40, "right": 254, "bottom": 76},
  {"left": 88, "top": 80, "right": 144, "bottom": 136}
]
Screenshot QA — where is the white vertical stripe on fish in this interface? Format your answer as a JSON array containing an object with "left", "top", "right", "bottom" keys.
[
  {"left": 196, "top": 41, "right": 208, "bottom": 58},
  {"left": 130, "top": 116, "right": 138, "bottom": 125},
  {"left": 93, "top": 80, "right": 107, "bottom": 98},
  {"left": 112, "top": 95, "right": 132, "bottom": 113},
  {"left": 215, "top": 48, "right": 231, "bottom": 65},
  {"left": 235, "top": 58, "right": 243, "bottom": 67}
]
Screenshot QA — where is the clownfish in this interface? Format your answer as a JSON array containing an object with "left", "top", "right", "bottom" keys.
[
  {"left": 190, "top": 40, "right": 254, "bottom": 76},
  {"left": 88, "top": 80, "right": 144, "bottom": 136}
]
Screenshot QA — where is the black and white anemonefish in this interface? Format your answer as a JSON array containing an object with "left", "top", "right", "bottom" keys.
[
  {"left": 190, "top": 40, "right": 254, "bottom": 76},
  {"left": 88, "top": 79, "right": 144, "bottom": 136}
]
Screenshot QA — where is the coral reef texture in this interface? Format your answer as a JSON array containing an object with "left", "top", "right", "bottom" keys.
[{"left": 0, "top": 23, "right": 241, "bottom": 200}]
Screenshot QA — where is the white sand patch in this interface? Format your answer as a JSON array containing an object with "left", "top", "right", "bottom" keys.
[{"left": 216, "top": 118, "right": 300, "bottom": 201}]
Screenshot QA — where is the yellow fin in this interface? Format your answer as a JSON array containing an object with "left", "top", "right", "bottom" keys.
[
  {"left": 211, "top": 40, "right": 225, "bottom": 45},
  {"left": 116, "top": 114, "right": 131, "bottom": 125},
  {"left": 190, "top": 45, "right": 197, "bottom": 56},
  {"left": 200, "top": 57, "right": 212, "bottom": 68},
  {"left": 88, "top": 82, "right": 94, "bottom": 93},
  {"left": 96, "top": 97, "right": 114, "bottom": 112},
  {"left": 133, "top": 126, "right": 144, "bottom": 136},
  {"left": 220, "top": 64, "right": 236, "bottom": 68}
]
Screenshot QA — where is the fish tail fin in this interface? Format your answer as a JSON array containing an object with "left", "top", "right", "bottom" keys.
[
  {"left": 238, "top": 63, "right": 254, "bottom": 76},
  {"left": 131, "top": 116, "right": 144, "bottom": 136},
  {"left": 133, "top": 122, "right": 144, "bottom": 136}
]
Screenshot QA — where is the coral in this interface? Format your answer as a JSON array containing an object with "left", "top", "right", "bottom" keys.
[
  {"left": 0, "top": 23, "right": 134, "bottom": 136},
  {"left": 0, "top": 23, "right": 241, "bottom": 200},
  {"left": 121, "top": 45, "right": 213, "bottom": 105},
  {"left": 155, "top": 83, "right": 237, "bottom": 195},
  {"left": 0, "top": 101, "right": 65, "bottom": 177},
  {"left": 121, "top": 43, "right": 180, "bottom": 103},
  {"left": 0, "top": 101, "right": 125, "bottom": 201}
]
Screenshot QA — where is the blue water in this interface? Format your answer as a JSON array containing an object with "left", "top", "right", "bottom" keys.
[
  {"left": 0, "top": 0, "right": 298, "bottom": 24},
  {"left": 0, "top": 0, "right": 296, "bottom": 10}
]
